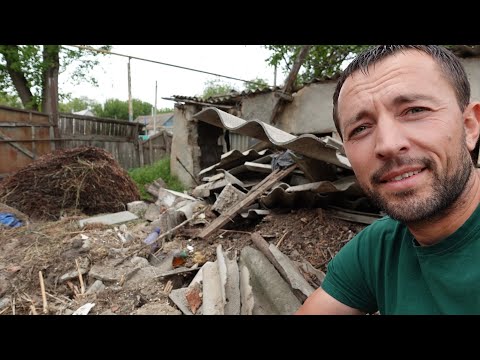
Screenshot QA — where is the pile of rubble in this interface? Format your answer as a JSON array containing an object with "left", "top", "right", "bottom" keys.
[{"left": 0, "top": 109, "right": 382, "bottom": 315}]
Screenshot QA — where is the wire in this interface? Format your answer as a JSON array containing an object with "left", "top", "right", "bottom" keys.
[{"left": 63, "top": 45, "right": 274, "bottom": 88}]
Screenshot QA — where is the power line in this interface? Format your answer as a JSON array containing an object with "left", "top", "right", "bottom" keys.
[{"left": 63, "top": 45, "right": 273, "bottom": 88}]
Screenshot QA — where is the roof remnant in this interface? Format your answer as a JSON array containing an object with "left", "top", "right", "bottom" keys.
[{"left": 193, "top": 107, "right": 351, "bottom": 169}]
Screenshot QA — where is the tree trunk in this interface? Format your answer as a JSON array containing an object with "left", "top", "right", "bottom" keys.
[
  {"left": 0, "top": 45, "right": 37, "bottom": 110},
  {"left": 41, "top": 45, "right": 60, "bottom": 118}
]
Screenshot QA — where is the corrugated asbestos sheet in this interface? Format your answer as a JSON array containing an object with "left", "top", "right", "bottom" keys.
[
  {"left": 260, "top": 177, "right": 360, "bottom": 209},
  {"left": 199, "top": 149, "right": 271, "bottom": 176},
  {"left": 193, "top": 107, "right": 351, "bottom": 169}
]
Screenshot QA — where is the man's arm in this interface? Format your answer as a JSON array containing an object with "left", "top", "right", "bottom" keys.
[{"left": 294, "top": 287, "right": 365, "bottom": 315}]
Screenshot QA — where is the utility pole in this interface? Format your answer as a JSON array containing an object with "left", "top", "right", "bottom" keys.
[
  {"left": 153, "top": 81, "right": 157, "bottom": 134},
  {"left": 128, "top": 57, "right": 133, "bottom": 122},
  {"left": 274, "top": 64, "right": 277, "bottom": 87}
]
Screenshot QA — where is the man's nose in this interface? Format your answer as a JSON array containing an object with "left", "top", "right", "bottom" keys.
[{"left": 374, "top": 116, "right": 410, "bottom": 160}]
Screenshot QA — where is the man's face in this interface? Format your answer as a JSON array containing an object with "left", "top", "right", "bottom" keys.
[{"left": 337, "top": 50, "right": 474, "bottom": 223}]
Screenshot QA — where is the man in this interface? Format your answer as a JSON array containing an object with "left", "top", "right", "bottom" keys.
[{"left": 295, "top": 45, "right": 480, "bottom": 315}]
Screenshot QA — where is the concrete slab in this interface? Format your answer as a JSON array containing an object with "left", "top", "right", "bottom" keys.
[
  {"left": 239, "top": 246, "right": 301, "bottom": 315},
  {"left": 224, "top": 251, "right": 240, "bottom": 315},
  {"left": 269, "top": 244, "right": 315, "bottom": 298},
  {"left": 79, "top": 211, "right": 138, "bottom": 228},
  {"left": 202, "top": 261, "right": 224, "bottom": 315}
]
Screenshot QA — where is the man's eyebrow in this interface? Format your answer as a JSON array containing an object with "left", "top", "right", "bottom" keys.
[
  {"left": 343, "top": 110, "right": 371, "bottom": 135},
  {"left": 341, "top": 94, "right": 437, "bottom": 135},
  {"left": 391, "top": 93, "right": 437, "bottom": 106}
]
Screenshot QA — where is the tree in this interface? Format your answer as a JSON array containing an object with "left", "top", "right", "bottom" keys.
[
  {"left": 95, "top": 98, "right": 156, "bottom": 120},
  {"left": 200, "top": 79, "right": 238, "bottom": 99},
  {"left": 244, "top": 77, "right": 269, "bottom": 92},
  {"left": 264, "top": 45, "right": 370, "bottom": 85},
  {"left": 0, "top": 45, "right": 111, "bottom": 112},
  {"left": 0, "top": 92, "right": 22, "bottom": 108},
  {"left": 59, "top": 96, "right": 100, "bottom": 114}
]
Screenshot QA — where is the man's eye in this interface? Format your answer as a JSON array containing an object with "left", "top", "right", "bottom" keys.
[
  {"left": 406, "top": 107, "right": 426, "bottom": 114},
  {"left": 350, "top": 125, "right": 367, "bottom": 137}
]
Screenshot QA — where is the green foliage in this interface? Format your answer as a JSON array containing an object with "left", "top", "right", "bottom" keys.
[
  {"left": 244, "top": 77, "right": 270, "bottom": 92},
  {"left": 0, "top": 92, "right": 22, "bottom": 108},
  {"left": 128, "top": 157, "right": 185, "bottom": 201},
  {"left": 158, "top": 107, "right": 174, "bottom": 113},
  {"left": 59, "top": 96, "right": 170, "bottom": 120},
  {"left": 200, "top": 79, "right": 238, "bottom": 99},
  {"left": 95, "top": 98, "right": 155, "bottom": 120},
  {"left": 264, "top": 45, "right": 371, "bottom": 84},
  {"left": 59, "top": 96, "right": 100, "bottom": 113},
  {"left": 0, "top": 45, "right": 111, "bottom": 111}
]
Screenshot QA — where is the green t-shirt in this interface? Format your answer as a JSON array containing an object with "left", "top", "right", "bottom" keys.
[{"left": 322, "top": 205, "right": 480, "bottom": 314}]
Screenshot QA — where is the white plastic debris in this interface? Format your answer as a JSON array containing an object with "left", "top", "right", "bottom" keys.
[
  {"left": 187, "top": 245, "right": 194, "bottom": 253},
  {"left": 72, "top": 303, "right": 95, "bottom": 315}
]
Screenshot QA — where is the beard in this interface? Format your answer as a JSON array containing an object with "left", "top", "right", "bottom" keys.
[{"left": 362, "top": 144, "right": 473, "bottom": 224}]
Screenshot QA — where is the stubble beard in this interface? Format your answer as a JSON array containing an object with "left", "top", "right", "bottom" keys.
[{"left": 362, "top": 146, "right": 473, "bottom": 224}]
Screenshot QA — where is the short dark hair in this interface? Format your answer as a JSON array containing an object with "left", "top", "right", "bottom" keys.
[{"left": 332, "top": 45, "right": 471, "bottom": 139}]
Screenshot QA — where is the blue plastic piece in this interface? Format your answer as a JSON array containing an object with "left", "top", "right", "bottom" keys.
[{"left": 0, "top": 213, "right": 23, "bottom": 228}]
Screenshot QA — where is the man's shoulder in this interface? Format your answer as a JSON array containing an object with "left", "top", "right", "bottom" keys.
[
  {"left": 350, "top": 215, "right": 405, "bottom": 247},
  {"left": 361, "top": 215, "right": 402, "bottom": 234}
]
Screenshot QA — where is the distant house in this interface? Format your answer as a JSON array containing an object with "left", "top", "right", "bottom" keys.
[
  {"left": 72, "top": 109, "right": 95, "bottom": 117},
  {"left": 134, "top": 112, "right": 174, "bottom": 136}
]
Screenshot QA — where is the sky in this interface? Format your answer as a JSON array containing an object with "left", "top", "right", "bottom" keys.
[{"left": 59, "top": 45, "right": 286, "bottom": 110}]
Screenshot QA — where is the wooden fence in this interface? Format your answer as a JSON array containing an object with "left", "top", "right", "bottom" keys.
[{"left": 0, "top": 105, "right": 172, "bottom": 178}]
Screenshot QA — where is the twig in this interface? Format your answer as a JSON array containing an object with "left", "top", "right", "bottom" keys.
[
  {"left": 75, "top": 258, "right": 85, "bottom": 294},
  {"left": 153, "top": 211, "right": 202, "bottom": 256},
  {"left": 163, "top": 280, "right": 173, "bottom": 294},
  {"left": 39, "top": 271, "right": 48, "bottom": 314},
  {"left": 218, "top": 229, "right": 252, "bottom": 235},
  {"left": 276, "top": 230, "right": 290, "bottom": 248},
  {"left": 46, "top": 292, "right": 70, "bottom": 305},
  {"left": 0, "top": 307, "right": 9, "bottom": 315},
  {"left": 11, "top": 296, "right": 15, "bottom": 315},
  {"left": 30, "top": 304, "right": 38, "bottom": 315}
]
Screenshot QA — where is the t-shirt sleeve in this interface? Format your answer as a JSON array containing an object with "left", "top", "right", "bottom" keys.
[{"left": 321, "top": 231, "right": 378, "bottom": 314}]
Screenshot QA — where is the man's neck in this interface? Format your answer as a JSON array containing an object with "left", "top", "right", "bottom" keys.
[{"left": 407, "top": 169, "right": 480, "bottom": 246}]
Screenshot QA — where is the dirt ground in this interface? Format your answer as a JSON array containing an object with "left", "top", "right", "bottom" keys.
[{"left": 0, "top": 206, "right": 366, "bottom": 315}]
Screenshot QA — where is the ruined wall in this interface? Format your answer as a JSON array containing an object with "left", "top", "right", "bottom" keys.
[
  {"left": 239, "top": 82, "right": 336, "bottom": 135},
  {"left": 170, "top": 104, "right": 202, "bottom": 188},
  {"left": 240, "top": 92, "right": 277, "bottom": 123},
  {"left": 277, "top": 81, "right": 337, "bottom": 135}
]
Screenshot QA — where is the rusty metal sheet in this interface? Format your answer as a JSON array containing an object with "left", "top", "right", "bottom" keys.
[{"left": 193, "top": 107, "right": 351, "bottom": 169}]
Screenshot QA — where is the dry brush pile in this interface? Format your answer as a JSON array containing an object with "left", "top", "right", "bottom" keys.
[{"left": 0, "top": 146, "right": 140, "bottom": 220}]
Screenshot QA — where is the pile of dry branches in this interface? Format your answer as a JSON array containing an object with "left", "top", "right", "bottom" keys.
[{"left": 0, "top": 146, "right": 140, "bottom": 220}]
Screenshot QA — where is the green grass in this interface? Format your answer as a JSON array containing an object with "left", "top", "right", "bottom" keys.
[{"left": 128, "top": 157, "right": 185, "bottom": 201}]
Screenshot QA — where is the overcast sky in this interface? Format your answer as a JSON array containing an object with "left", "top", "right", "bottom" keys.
[{"left": 59, "top": 45, "right": 286, "bottom": 110}]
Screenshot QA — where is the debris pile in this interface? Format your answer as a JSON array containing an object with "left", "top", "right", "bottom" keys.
[{"left": 0, "top": 147, "right": 140, "bottom": 220}]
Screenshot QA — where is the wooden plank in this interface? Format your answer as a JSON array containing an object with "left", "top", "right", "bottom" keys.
[
  {"left": 197, "top": 165, "right": 296, "bottom": 239},
  {"left": 0, "top": 130, "right": 35, "bottom": 159},
  {"left": 139, "top": 140, "right": 144, "bottom": 167},
  {"left": 328, "top": 207, "right": 382, "bottom": 225},
  {"left": 0, "top": 123, "right": 51, "bottom": 127},
  {"left": 162, "top": 97, "right": 233, "bottom": 109},
  {"left": 149, "top": 138, "right": 153, "bottom": 165},
  {"left": 31, "top": 126, "right": 36, "bottom": 160}
]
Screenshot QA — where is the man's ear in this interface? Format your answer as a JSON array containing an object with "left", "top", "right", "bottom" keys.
[{"left": 463, "top": 102, "right": 480, "bottom": 152}]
